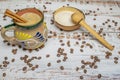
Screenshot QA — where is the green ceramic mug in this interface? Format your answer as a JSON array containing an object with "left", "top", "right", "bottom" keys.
[{"left": 1, "top": 8, "right": 48, "bottom": 49}]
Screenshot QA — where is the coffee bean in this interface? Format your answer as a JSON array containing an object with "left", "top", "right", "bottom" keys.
[
  {"left": 76, "top": 41, "right": 79, "bottom": 45},
  {"left": 28, "top": 49, "right": 33, "bottom": 53},
  {"left": 31, "top": 67, "right": 36, "bottom": 71},
  {"left": 90, "top": 55, "right": 94, "bottom": 59},
  {"left": 12, "top": 49, "right": 17, "bottom": 55},
  {"left": 61, "top": 43, "right": 65, "bottom": 46},
  {"left": 93, "top": 11, "right": 96, "bottom": 13},
  {"left": 76, "top": 67, "right": 79, "bottom": 71},
  {"left": 94, "top": 65, "right": 98, "bottom": 69},
  {"left": 22, "top": 67, "right": 27, "bottom": 71},
  {"left": 47, "top": 62, "right": 51, "bottom": 67},
  {"left": 109, "top": 8, "right": 112, "bottom": 10},
  {"left": 93, "top": 18, "right": 96, "bottom": 21},
  {"left": 80, "top": 49, "right": 83, "bottom": 52},
  {"left": 57, "top": 54, "right": 61, "bottom": 57},
  {"left": 81, "top": 60, "right": 85, "bottom": 64},
  {"left": 98, "top": 74, "right": 102, "bottom": 79},
  {"left": 108, "top": 25, "right": 111, "bottom": 27},
  {"left": 118, "top": 51, "right": 120, "bottom": 55},
  {"left": 11, "top": 58, "right": 15, "bottom": 62},
  {"left": 60, "top": 66, "right": 64, "bottom": 70},
  {"left": 4, "top": 57, "right": 8, "bottom": 60},
  {"left": 81, "top": 45, "right": 84, "bottom": 48},
  {"left": 114, "top": 57, "right": 118, "bottom": 60},
  {"left": 59, "top": 40, "right": 63, "bottom": 43},
  {"left": 70, "top": 48, "right": 74, "bottom": 54},
  {"left": 80, "top": 76, "right": 83, "bottom": 79},
  {"left": 93, "top": 25, "right": 96, "bottom": 28},
  {"left": 83, "top": 69, "right": 87, "bottom": 74},
  {"left": 0, "top": 65, "right": 2, "bottom": 68},
  {"left": 28, "top": 64, "right": 33, "bottom": 67},
  {"left": 20, "top": 57, "right": 24, "bottom": 60},
  {"left": 94, "top": 14, "right": 97, "bottom": 16},
  {"left": 107, "top": 19, "right": 110, "bottom": 22},
  {"left": 114, "top": 60, "right": 118, "bottom": 64},
  {"left": 46, "top": 54, "right": 50, "bottom": 58},
  {"left": 35, "top": 65, "right": 39, "bottom": 68},
  {"left": 7, "top": 43, "right": 10, "bottom": 46},
  {"left": 81, "top": 65, "right": 85, "bottom": 69},
  {"left": 3, "top": 64, "right": 7, "bottom": 67},
  {"left": 3, "top": 73, "right": 6, "bottom": 77},
  {"left": 82, "top": 41, "right": 86, "bottom": 44},
  {"left": 37, "top": 56, "right": 42, "bottom": 60},
  {"left": 102, "top": 23, "right": 105, "bottom": 25},
  {"left": 67, "top": 40, "right": 70, "bottom": 47},
  {"left": 57, "top": 60, "right": 61, "bottom": 63},
  {"left": 3, "top": 40, "right": 8, "bottom": 43}
]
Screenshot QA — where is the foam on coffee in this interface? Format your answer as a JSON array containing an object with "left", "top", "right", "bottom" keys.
[{"left": 17, "top": 13, "right": 42, "bottom": 26}]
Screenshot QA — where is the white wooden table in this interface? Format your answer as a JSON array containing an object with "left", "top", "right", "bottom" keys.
[{"left": 0, "top": 0, "right": 120, "bottom": 80}]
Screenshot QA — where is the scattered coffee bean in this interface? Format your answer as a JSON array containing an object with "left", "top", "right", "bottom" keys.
[
  {"left": 57, "top": 60, "right": 61, "bottom": 63},
  {"left": 47, "top": 62, "right": 51, "bottom": 67},
  {"left": 28, "top": 64, "right": 33, "bottom": 67},
  {"left": 90, "top": 55, "right": 94, "bottom": 59},
  {"left": 7, "top": 43, "right": 10, "bottom": 46},
  {"left": 114, "top": 57, "right": 118, "bottom": 60},
  {"left": 12, "top": 49, "right": 17, "bottom": 55},
  {"left": 37, "top": 56, "right": 42, "bottom": 60},
  {"left": 57, "top": 53, "right": 61, "bottom": 57},
  {"left": 80, "top": 76, "right": 83, "bottom": 79},
  {"left": 70, "top": 48, "right": 74, "bottom": 54},
  {"left": 102, "top": 23, "right": 105, "bottom": 25},
  {"left": 31, "top": 67, "right": 36, "bottom": 71},
  {"left": 76, "top": 67, "right": 79, "bottom": 71},
  {"left": 83, "top": 69, "right": 87, "bottom": 74},
  {"left": 22, "top": 67, "right": 27, "bottom": 71},
  {"left": 3, "top": 40, "right": 8, "bottom": 43},
  {"left": 3, "top": 73, "right": 6, "bottom": 77},
  {"left": 61, "top": 43, "right": 65, "bottom": 46},
  {"left": 81, "top": 60, "right": 85, "bottom": 64},
  {"left": 59, "top": 40, "right": 63, "bottom": 43},
  {"left": 28, "top": 49, "right": 33, "bottom": 53},
  {"left": 93, "top": 25, "right": 96, "bottom": 28},
  {"left": 81, "top": 45, "right": 84, "bottom": 48},
  {"left": 3, "top": 64, "right": 7, "bottom": 67},
  {"left": 60, "top": 66, "right": 64, "bottom": 70},
  {"left": 67, "top": 40, "right": 70, "bottom": 47},
  {"left": 107, "top": 19, "right": 110, "bottom": 22},
  {"left": 4, "top": 57, "right": 8, "bottom": 60},
  {"left": 82, "top": 41, "right": 86, "bottom": 44},
  {"left": 76, "top": 41, "right": 79, "bottom": 45},
  {"left": 80, "top": 49, "right": 83, "bottom": 52},
  {"left": 114, "top": 60, "right": 118, "bottom": 64},
  {"left": 109, "top": 8, "right": 112, "bottom": 10},
  {"left": 35, "top": 65, "right": 39, "bottom": 68},
  {"left": 81, "top": 65, "right": 85, "bottom": 69},
  {"left": 108, "top": 25, "right": 111, "bottom": 27},
  {"left": 94, "top": 14, "right": 97, "bottom": 16},
  {"left": 118, "top": 51, "right": 120, "bottom": 55},
  {"left": 94, "top": 65, "right": 98, "bottom": 69},
  {"left": 46, "top": 54, "right": 50, "bottom": 58},
  {"left": 11, "top": 58, "right": 15, "bottom": 62},
  {"left": 98, "top": 74, "right": 102, "bottom": 79},
  {"left": 97, "top": 8, "right": 99, "bottom": 11}
]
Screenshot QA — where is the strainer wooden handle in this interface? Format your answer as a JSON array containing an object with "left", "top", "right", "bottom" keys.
[{"left": 80, "top": 20, "right": 114, "bottom": 50}]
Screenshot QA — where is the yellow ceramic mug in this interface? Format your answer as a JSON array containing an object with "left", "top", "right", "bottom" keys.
[{"left": 1, "top": 8, "right": 48, "bottom": 49}]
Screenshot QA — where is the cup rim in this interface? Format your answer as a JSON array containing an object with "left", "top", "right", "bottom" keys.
[
  {"left": 53, "top": 6, "right": 85, "bottom": 31},
  {"left": 15, "top": 8, "right": 44, "bottom": 29}
]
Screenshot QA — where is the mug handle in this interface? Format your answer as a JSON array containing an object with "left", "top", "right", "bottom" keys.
[{"left": 1, "top": 24, "right": 16, "bottom": 42}]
